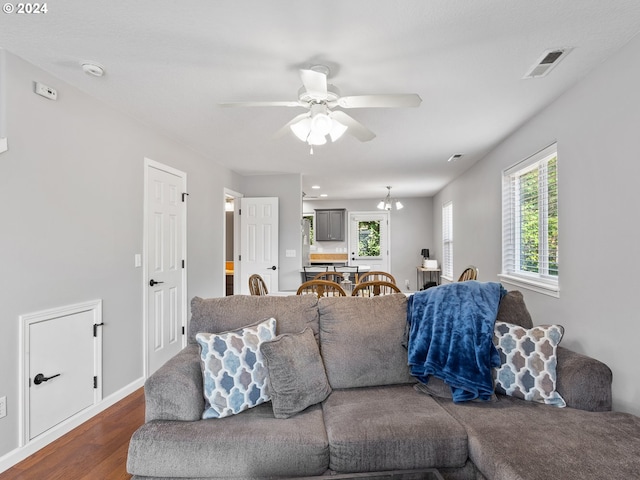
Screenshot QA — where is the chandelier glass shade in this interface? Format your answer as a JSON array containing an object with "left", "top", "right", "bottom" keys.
[
  {"left": 290, "top": 104, "right": 347, "bottom": 146},
  {"left": 377, "top": 186, "right": 403, "bottom": 210}
]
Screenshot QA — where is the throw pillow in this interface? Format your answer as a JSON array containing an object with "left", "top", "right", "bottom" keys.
[
  {"left": 496, "top": 290, "right": 534, "bottom": 329},
  {"left": 493, "top": 321, "right": 566, "bottom": 407},
  {"left": 260, "top": 327, "right": 332, "bottom": 419},
  {"left": 196, "top": 317, "right": 277, "bottom": 419}
]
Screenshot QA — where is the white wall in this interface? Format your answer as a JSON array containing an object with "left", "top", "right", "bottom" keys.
[
  {"left": 304, "top": 197, "right": 434, "bottom": 291},
  {"left": 432, "top": 34, "right": 640, "bottom": 415},
  {"left": 0, "top": 50, "right": 240, "bottom": 458}
]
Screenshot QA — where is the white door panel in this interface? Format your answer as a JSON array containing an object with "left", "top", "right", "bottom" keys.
[
  {"left": 145, "top": 161, "right": 186, "bottom": 375},
  {"left": 348, "top": 212, "right": 390, "bottom": 273},
  {"left": 240, "top": 197, "right": 279, "bottom": 294}
]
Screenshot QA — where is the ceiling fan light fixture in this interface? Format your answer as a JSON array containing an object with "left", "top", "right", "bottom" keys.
[
  {"left": 290, "top": 117, "right": 311, "bottom": 142},
  {"left": 329, "top": 119, "right": 348, "bottom": 142},
  {"left": 307, "top": 130, "right": 327, "bottom": 146},
  {"left": 311, "top": 112, "right": 333, "bottom": 136}
]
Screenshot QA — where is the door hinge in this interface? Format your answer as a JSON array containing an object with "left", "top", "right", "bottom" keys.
[
  {"left": 93, "top": 323, "right": 104, "bottom": 337},
  {"left": 238, "top": 254, "right": 241, "bottom": 261},
  {"left": 182, "top": 192, "right": 189, "bottom": 202},
  {"left": 238, "top": 208, "right": 241, "bottom": 215},
  {"left": 93, "top": 376, "right": 98, "bottom": 389},
  {"left": 182, "top": 259, "right": 185, "bottom": 269},
  {"left": 182, "top": 326, "right": 185, "bottom": 335}
]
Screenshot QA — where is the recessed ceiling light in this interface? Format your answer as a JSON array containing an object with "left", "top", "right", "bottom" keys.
[
  {"left": 82, "top": 63, "right": 105, "bottom": 77},
  {"left": 312, "top": 185, "right": 321, "bottom": 189}
]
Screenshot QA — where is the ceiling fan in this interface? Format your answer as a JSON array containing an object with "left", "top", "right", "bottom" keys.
[{"left": 220, "top": 65, "right": 422, "bottom": 148}]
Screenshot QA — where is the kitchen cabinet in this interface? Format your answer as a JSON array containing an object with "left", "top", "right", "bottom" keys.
[{"left": 315, "top": 208, "right": 345, "bottom": 241}]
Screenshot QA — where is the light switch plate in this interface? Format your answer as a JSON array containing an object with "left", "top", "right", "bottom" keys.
[
  {"left": 285, "top": 249, "right": 296, "bottom": 258},
  {"left": 0, "top": 396, "right": 6, "bottom": 419}
]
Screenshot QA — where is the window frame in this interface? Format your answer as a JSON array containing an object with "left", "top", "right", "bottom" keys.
[
  {"left": 499, "top": 143, "right": 559, "bottom": 297},
  {"left": 442, "top": 201, "right": 453, "bottom": 280}
]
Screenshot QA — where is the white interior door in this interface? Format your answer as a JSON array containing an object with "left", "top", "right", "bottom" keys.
[
  {"left": 21, "top": 300, "right": 101, "bottom": 443},
  {"left": 145, "top": 160, "right": 186, "bottom": 375},
  {"left": 239, "top": 197, "right": 279, "bottom": 294},
  {"left": 348, "top": 211, "right": 390, "bottom": 272}
]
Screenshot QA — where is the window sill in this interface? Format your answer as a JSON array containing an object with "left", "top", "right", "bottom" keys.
[{"left": 498, "top": 274, "right": 559, "bottom": 298}]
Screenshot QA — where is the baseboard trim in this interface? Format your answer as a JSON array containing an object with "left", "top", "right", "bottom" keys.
[{"left": 0, "top": 376, "right": 144, "bottom": 474}]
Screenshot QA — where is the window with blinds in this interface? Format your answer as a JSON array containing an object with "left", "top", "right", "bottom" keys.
[
  {"left": 500, "top": 143, "right": 559, "bottom": 296},
  {"left": 442, "top": 201, "right": 453, "bottom": 279}
]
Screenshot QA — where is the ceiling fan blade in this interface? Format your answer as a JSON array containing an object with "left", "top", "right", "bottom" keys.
[
  {"left": 336, "top": 94, "right": 422, "bottom": 109},
  {"left": 300, "top": 69, "right": 328, "bottom": 100},
  {"left": 273, "top": 112, "right": 311, "bottom": 138},
  {"left": 220, "top": 100, "right": 303, "bottom": 108},
  {"left": 330, "top": 111, "right": 376, "bottom": 142}
]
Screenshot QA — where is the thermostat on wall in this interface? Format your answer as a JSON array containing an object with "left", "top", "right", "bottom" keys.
[{"left": 35, "top": 82, "right": 57, "bottom": 100}]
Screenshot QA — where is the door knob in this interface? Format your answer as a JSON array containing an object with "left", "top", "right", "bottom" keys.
[
  {"left": 33, "top": 373, "right": 61, "bottom": 385},
  {"left": 269, "top": 266, "right": 277, "bottom": 270},
  {"left": 149, "top": 279, "right": 164, "bottom": 286}
]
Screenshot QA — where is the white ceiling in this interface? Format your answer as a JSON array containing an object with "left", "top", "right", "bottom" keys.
[{"left": 2, "top": 1, "right": 640, "bottom": 200}]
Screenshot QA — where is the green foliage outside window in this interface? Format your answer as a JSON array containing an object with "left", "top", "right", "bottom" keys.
[
  {"left": 518, "top": 156, "right": 558, "bottom": 276},
  {"left": 358, "top": 221, "right": 380, "bottom": 257}
]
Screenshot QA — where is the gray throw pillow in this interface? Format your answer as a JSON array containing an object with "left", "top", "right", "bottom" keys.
[
  {"left": 260, "top": 328, "right": 332, "bottom": 419},
  {"left": 496, "top": 290, "right": 533, "bottom": 329}
]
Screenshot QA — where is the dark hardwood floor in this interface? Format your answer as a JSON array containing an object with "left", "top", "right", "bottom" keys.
[{"left": 0, "top": 388, "right": 145, "bottom": 480}]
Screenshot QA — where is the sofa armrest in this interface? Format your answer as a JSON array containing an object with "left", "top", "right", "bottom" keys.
[
  {"left": 144, "top": 344, "right": 204, "bottom": 421},
  {"left": 556, "top": 346, "right": 612, "bottom": 412}
]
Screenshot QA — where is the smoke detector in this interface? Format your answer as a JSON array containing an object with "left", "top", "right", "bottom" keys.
[
  {"left": 82, "top": 63, "right": 105, "bottom": 77},
  {"left": 523, "top": 48, "right": 573, "bottom": 79}
]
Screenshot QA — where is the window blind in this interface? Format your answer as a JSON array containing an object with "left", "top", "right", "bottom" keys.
[{"left": 442, "top": 201, "right": 453, "bottom": 279}]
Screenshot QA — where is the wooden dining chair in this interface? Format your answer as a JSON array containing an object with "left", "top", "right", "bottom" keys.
[
  {"left": 357, "top": 271, "right": 397, "bottom": 285},
  {"left": 351, "top": 280, "right": 401, "bottom": 297},
  {"left": 296, "top": 280, "right": 347, "bottom": 298},
  {"left": 248, "top": 274, "right": 268, "bottom": 296},
  {"left": 457, "top": 266, "right": 479, "bottom": 282}
]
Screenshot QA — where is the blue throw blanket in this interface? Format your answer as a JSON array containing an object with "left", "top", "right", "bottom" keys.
[{"left": 407, "top": 281, "right": 506, "bottom": 402}]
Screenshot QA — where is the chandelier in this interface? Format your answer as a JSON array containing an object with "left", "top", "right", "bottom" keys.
[{"left": 377, "top": 186, "right": 403, "bottom": 211}]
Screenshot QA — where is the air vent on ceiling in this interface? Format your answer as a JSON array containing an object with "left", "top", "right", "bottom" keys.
[{"left": 523, "top": 47, "right": 573, "bottom": 79}]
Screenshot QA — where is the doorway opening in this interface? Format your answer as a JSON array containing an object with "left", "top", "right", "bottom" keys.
[{"left": 224, "top": 188, "right": 242, "bottom": 296}]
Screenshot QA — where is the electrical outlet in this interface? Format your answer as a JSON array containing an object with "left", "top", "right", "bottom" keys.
[{"left": 0, "top": 396, "right": 7, "bottom": 419}]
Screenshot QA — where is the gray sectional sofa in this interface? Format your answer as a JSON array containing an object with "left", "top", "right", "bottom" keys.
[{"left": 127, "top": 292, "right": 640, "bottom": 480}]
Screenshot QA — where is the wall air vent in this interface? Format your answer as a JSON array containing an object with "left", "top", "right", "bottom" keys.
[{"left": 523, "top": 47, "right": 573, "bottom": 79}]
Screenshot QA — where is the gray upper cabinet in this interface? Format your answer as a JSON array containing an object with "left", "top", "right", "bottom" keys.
[{"left": 315, "top": 209, "right": 345, "bottom": 241}]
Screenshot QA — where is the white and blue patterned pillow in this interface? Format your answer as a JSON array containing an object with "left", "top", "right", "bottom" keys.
[
  {"left": 493, "top": 321, "right": 566, "bottom": 407},
  {"left": 196, "top": 317, "right": 277, "bottom": 418}
]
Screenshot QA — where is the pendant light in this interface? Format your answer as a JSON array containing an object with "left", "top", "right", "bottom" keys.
[{"left": 377, "top": 186, "right": 403, "bottom": 210}]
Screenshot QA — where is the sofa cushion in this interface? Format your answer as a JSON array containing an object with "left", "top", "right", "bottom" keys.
[
  {"left": 436, "top": 395, "right": 640, "bottom": 480},
  {"left": 319, "top": 294, "right": 414, "bottom": 389},
  {"left": 493, "top": 321, "right": 566, "bottom": 407},
  {"left": 189, "top": 294, "right": 319, "bottom": 344},
  {"left": 127, "top": 403, "right": 329, "bottom": 478},
  {"left": 322, "top": 384, "right": 468, "bottom": 472},
  {"left": 195, "top": 317, "right": 276, "bottom": 418},
  {"left": 260, "top": 327, "right": 332, "bottom": 419}
]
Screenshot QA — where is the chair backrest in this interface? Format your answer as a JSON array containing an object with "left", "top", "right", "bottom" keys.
[
  {"left": 457, "top": 266, "right": 479, "bottom": 282},
  {"left": 303, "top": 265, "right": 327, "bottom": 281},
  {"left": 351, "top": 280, "right": 401, "bottom": 297},
  {"left": 334, "top": 265, "right": 359, "bottom": 283},
  {"left": 248, "top": 274, "right": 268, "bottom": 295},
  {"left": 296, "top": 279, "right": 347, "bottom": 298},
  {"left": 313, "top": 271, "right": 345, "bottom": 283},
  {"left": 358, "top": 271, "right": 397, "bottom": 285}
]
